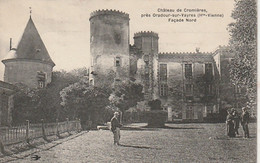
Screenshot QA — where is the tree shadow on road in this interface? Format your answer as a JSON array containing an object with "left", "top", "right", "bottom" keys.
[
  {"left": 121, "top": 127, "right": 159, "bottom": 131},
  {"left": 119, "top": 144, "right": 160, "bottom": 150},
  {"left": 144, "top": 126, "right": 204, "bottom": 130},
  {"left": 122, "top": 126, "right": 203, "bottom": 131}
]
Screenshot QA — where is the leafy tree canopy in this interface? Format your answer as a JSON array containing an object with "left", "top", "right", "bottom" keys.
[
  {"left": 148, "top": 99, "right": 162, "bottom": 111},
  {"left": 60, "top": 80, "right": 111, "bottom": 123},
  {"left": 228, "top": 0, "right": 257, "bottom": 113},
  {"left": 109, "top": 80, "right": 144, "bottom": 113},
  {"left": 12, "top": 68, "right": 89, "bottom": 124}
]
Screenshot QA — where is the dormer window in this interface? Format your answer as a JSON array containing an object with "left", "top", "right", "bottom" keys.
[
  {"left": 38, "top": 81, "right": 44, "bottom": 88},
  {"left": 37, "top": 71, "right": 46, "bottom": 88}
]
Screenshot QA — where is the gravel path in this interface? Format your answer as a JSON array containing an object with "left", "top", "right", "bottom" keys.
[{"left": 2, "top": 123, "right": 256, "bottom": 163}]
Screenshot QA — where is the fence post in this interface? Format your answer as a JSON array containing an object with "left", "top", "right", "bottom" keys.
[
  {"left": 66, "top": 118, "right": 71, "bottom": 135},
  {"left": 0, "top": 137, "right": 5, "bottom": 154},
  {"left": 26, "top": 120, "right": 30, "bottom": 144},
  {"left": 75, "top": 118, "right": 79, "bottom": 132},
  {"left": 41, "top": 119, "right": 48, "bottom": 141},
  {"left": 75, "top": 118, "right": 77, "bottom": 131},
  {"left": 77, "top": 118, "right": 81, "bottom": 132},
  {"left": 56, "top": 119, "right": 61, "bottom": 138}
]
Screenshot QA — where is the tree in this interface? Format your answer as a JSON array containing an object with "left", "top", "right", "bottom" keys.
[
  {"left": 148, "top": 99, "right": 162, "bottom": 110},
  {"left": 147, "top": 99, "right": 167, "bottom": 127},
  {"left": 60, "top": 80, "right": 111, "bottom": 128},
  {"left": 228, "top": 0, "right": 257, "bottom": 115},
  {"left": 109, "top": 81, "right": 144, "bottom": 121},
  {"left": 12, "top": 69, "right": 87, "bottom": 124},
  {"left": 12, "top": 84, "right": 42, "bottom": 124},
  {"left": 53, "top": 68, "right": 88, "bottom": 120}
]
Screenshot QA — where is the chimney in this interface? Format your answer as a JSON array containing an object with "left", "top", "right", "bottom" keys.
[{"left": 10, "top": 38, "right": 12, "bottom": 50}]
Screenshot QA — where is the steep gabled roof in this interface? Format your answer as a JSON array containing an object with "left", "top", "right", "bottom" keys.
[{"left": 3, "top": 17, "right": 55, "bottom": 66}]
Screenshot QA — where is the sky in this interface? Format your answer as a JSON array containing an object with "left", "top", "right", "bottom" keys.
[{"left": 0, "top": 0, "right": 235, "bottom": 80}]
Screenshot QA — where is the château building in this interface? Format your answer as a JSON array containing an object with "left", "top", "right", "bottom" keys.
[{"left": 89, "top": 9, "right": 238, "bottom": 122}]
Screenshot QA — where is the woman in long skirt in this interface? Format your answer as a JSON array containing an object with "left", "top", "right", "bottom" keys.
[{"left": 226, "top": 110, "right": 236, "bottom": 137}]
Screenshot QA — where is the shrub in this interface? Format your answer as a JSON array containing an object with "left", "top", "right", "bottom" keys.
[{"left": 146, "top": 110, "right": 167, "bottom": 127}]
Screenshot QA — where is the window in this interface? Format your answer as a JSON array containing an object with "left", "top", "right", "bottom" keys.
[
  {"left": 159, "top": 84, "right": 168, "bottom": 97},
  {"left": 207, "top": 105, "right": 213, "bottom": 114},
  {"left": 115, "top": 57, "right": 121, "bottom": 67},
  {"left": 185, "top": 64, "right": 192, "bottom": 79},
  {"left": 38, "top": 81, "right": 44, "bottom": 88},
  {"left": 185, "top": 84, "right": 193, "bottom": 94},
  {"left": 238, "top": 87, "right": 241, "bottom": 93},
  {"left": 159, "top": 64, "right": 167, "bottom": 81},
  {"left": 145, "top": 66, "right": 149, "bottom": 74},
  {"left": 186, "top": 96, "right": 193, "bottom": 102},
  {"left": 114, "top": 78, "right": 121, "bottom": 82},
  {"left": 205, "top": 63, "right": 213, "bottom": 76},
  {"left": 206, "top": 84, "right": 213, "bottom": 95},
  {"left": 143, "top": 55, "right": 149, "bottom": 63},
  {"left": 186, "top": 106, "right": 193, "bottom": 119},
  {"left": 37, "top": 71, "right": 46, "bottom": 88},
  {"left": 89, "top": 78, "right": 94, "bottom": 86}
]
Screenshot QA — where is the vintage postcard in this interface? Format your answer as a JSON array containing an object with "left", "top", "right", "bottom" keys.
[{"left": 0, "top": 0, "right": 257, "bottom": 162}]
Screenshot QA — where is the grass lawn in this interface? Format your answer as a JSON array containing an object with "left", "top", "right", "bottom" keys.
[
  {"left": 6, "top": 123, "right": 257, "bottom": 163},
  {"left": 116, "top": 123, "right": 257, "bottom": 162}
]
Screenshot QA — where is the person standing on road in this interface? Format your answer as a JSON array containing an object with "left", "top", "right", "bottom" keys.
[
  {"left": 226, "top": 109, "right": 235, "bottom": 137},
  {"left": 111, "top": 112, "right": 122, "bottom": 145},
  {"left": 232, "top": 109, "right": 240, "bottom": 135},
  {"left": 241, "top": 107, "right": 250, "bottom": 138}
]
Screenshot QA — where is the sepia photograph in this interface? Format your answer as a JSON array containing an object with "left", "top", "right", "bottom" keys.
[{"left": 0, "top": 0, "right": 257, "bottom": 162}]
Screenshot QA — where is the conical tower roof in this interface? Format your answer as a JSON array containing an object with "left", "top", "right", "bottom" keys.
[{"left": 2, "top": 16, "right": 55, "bottom": 67}]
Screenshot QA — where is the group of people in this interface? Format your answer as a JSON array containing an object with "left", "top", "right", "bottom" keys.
[
  {"left": 226, "top": 107, "right": 250, "bottom": 138},
  {"left": 110, "top": 107, "right": 250, "bottom": 145}
]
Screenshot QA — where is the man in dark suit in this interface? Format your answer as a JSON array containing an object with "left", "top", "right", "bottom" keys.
[
  {"left": 241, "top": 107, "right": 250, "bottom": 138},
  {"left": 111, "top": 112, "right": 122, "bottom": 145}
]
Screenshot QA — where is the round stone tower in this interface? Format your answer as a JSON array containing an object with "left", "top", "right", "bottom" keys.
[
  {"left": 89, "top": 9, "right": 130, "bottom": 86},
  {"left": 133, "top": 31, "right": 159, "bottom": 55},
  {"left": 133, "top": 31, "right": 159, "bottom": 101},
  {"left": 2, "top": 16, "right": 55, "bottom": 88}
]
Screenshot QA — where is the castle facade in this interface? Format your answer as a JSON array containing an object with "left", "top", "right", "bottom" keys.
[{"left": 89, "top": 9, "right": 238, "bottom": 121}]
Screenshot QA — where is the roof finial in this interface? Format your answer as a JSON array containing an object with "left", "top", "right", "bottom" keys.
[
  {"left": 196, "top": 47, "right": 200, "bottom": 53},
  {"left": 29, "top": 7, "right": 32, "bottom": 18}
]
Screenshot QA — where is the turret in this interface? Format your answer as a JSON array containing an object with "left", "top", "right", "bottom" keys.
[
  {"left": 89, "top": 9, "right": 130, "bottom": 86},
  {"left": 2, "top": 16, "right": 55, "bottom": 88},
  {"left": 133, "top": 31, "right": 159, "bottom": 55}
]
